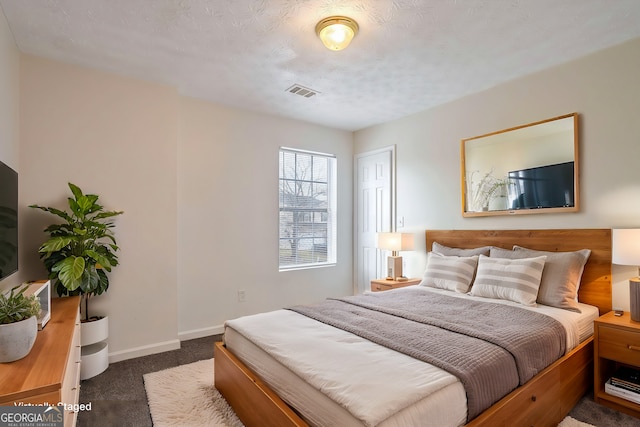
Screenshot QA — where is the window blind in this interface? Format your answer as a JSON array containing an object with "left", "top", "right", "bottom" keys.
[{"left": 279, "top": 147, "right": 337, "bottom": 270}]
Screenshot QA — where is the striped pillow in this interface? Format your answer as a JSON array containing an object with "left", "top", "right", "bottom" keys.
[
  {"left": 490, "top": 246, "right": 589, "bottom": 312},
  {"left": 514, "top": 245, "right": 590, "bottom": 311},
  {"left": 470, "top": 254, "right": 547, "bottom": 306},
  {"left": 419, "top": 252, "right": 479, "bottom": 293}
]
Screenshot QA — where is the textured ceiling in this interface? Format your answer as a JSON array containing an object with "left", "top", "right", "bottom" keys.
[{"left": 2, "top": 0, "right": 640, "bottom": 131}]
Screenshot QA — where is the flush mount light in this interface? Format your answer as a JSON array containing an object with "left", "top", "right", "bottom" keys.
[{"left": 315, "top": 16, "right": 359, "bottom": 51}]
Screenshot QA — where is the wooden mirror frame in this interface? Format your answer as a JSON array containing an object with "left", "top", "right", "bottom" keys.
[{"left": 461, "top": 113, "right": 579, "bottom": 217}]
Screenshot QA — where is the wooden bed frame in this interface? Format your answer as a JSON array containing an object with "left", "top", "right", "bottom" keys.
[{"left": 215, "top": 228, "right": 612, "bottom": 427}]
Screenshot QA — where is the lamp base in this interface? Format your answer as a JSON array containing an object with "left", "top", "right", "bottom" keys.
[
  {"left": 386, "top": 256, "right": 403, "bottom": 281},
  {"left": 631, "top": 278, "right": 640, "bottom": 322}
]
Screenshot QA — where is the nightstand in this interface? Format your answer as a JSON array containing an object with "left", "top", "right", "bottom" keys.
[
  {"left": 594, "top": 311, "right": 640, "bottom": 418},
  {"left": 370, "top": 278, "right": 421, "bottom": 292}
]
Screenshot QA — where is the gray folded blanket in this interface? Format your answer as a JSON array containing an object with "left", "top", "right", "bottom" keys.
[{"left": 288, "top": 288, "right": 566, "bottom": 421}]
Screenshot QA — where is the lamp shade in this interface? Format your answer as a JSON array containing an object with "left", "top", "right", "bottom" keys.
[
  {"left": 376, "top": 232, "right": 414, "bottom": 252},
  {"left": 612, "top": 229, "right": 640, "bottom": 266},
  {"left": 315, "top": 16, "right": 359, "bottom": 51}
]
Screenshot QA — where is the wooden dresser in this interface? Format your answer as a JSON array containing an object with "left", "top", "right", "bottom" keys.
[{"left": 0, "top": 296, "right": 81, "bottom": 427}]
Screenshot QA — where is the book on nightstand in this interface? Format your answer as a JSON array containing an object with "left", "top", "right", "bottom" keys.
[{"left": 605, "top": 367, "right": 640, "bottom": 404}]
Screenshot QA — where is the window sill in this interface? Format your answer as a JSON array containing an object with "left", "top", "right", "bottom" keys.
[{"left": 279, "top": 262, "right": 336, "bottom": 272}]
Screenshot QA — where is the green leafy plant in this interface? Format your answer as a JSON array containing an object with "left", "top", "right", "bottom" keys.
[
  {"left": 0, "top": 284, "right": 41, "bottom": 324},
  {"left": 30, "top": 183, "right": 123, "bottom": 320}
]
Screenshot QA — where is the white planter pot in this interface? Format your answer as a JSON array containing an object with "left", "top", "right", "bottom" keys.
[
  {"left": 81, "top": 341, "right": 109, "bottom": 380},
  {"left": 81, "top": 316, "right": 108, "bottom": 347},
  {"left": 0, "top": 316, "right": 38, "bottom": 363},
  {"left": 80, "top": 316, "right": 109, "bottom": 379}
]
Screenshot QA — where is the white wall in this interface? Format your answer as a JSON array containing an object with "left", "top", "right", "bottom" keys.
[
  {"left": 19, "top": 55, "right": 180, "bottom": 361},
  {"left": 177, "top": 97, "right": 353, "bottom": 339},
  {"left": 0, "top": 7, "right": 21, "bottom": 291},
  {"left": 17, "top": 54, "right": 353, "bottom": 360},
  {"left": 354, "top": 37, "right": 640, "bottom": 312}
]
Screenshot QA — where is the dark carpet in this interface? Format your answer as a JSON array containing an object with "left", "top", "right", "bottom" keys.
[
  {"left": 77, "top": 334, "right": 640, "bottom": 427},
  {"left": 77, "top": 334, "right": 222, "bottom": 427},
  {"left": 569, "top": 395, "right": 640, "bottom": 427}
]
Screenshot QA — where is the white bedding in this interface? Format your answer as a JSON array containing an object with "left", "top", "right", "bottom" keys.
[{"left": 224, "top": 286, "right": 599, "bottom": 427}]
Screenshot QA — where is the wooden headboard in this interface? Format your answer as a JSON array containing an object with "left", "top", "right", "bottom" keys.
[{"left": 425, "top": 229, "right": 612, "bottom": 314}]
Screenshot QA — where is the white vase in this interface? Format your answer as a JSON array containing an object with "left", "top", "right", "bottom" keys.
[
  {"left": 488, "top": 195, "right": 508, "bottom": 211},
  {"left": 0, "top": 316, "right": 38, "bottom": 363}
]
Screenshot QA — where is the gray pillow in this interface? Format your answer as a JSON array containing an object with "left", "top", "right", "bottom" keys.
[
  {"left": 432, "top": 241, "right": 492, "bottom": 257},
  {"left": 471, "top": 254, "right": 547, "bottom": 306},
  {"left": 419, "top": 252, "right": 479, "bottom": 293},
  {"left": 490, "top": 246, "right": 590, "bottom": 312}
]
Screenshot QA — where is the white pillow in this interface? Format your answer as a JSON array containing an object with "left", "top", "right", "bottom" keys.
[
  {"left": 470, "top": 254, "right": 547, "bottom": 306},
  {"left": 419, "top": 252, "right": 479, "bottom": 293}
]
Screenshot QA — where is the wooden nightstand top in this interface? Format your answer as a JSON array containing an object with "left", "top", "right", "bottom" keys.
[
  {"left": 371, "top": 278, "right": 421, "bottom": 286},
  {"left": 370, "top": 278, "right": 421, "bottom": 292},
  {"left": 595, "top": 311, "right": 640, "bottom": 331}
]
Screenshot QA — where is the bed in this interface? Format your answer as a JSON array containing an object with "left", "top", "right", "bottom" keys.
[{"left": 214, "top": 229, "right": 612, "bottom": 427}]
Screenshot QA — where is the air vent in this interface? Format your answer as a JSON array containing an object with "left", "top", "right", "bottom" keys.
[{"left": 286, "top": 84, "right": 319, "bottom": 98}]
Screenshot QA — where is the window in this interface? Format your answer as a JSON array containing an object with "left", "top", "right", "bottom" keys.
[{"left": 279, "top": 148, "right": 337, "bottom": 270}]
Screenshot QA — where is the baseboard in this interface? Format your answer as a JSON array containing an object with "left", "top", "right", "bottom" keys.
[
  {"left": 106, "top": 325, "right": 224, "bottom": 363},
  {"left": 108, "top": 339, "right": 181, "bottom": 363},
  {"left": 178, "top": 324, "right": 224, "bottom": 341}
]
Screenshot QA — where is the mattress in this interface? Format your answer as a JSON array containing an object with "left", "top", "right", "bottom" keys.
[{"left": 223, "top": 286, "right": 599, "bottom": 427}]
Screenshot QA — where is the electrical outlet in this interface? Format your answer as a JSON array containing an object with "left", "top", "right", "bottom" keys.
[{"left": 237, "top": 290, "right": 246, "bottom": 302}]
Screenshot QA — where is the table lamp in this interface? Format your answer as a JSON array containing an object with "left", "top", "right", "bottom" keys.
[
  {"left": 376, "top": 232, "right": 414, "bottom": 281},
  {"left": 612, "top": 229, "right": 640, "bottom": 321}
]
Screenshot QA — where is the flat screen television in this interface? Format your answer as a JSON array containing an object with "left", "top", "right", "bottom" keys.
[
  {"left": 0, "top": 160, "right": 18, "bottom": 280},
  {"left": 508, "top": 161, "right": 574, "bottom": 210}
]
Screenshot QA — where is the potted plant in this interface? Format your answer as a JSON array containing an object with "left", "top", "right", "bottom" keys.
[
  {"left": 30, "top": 183, "right": 123, "bottom": 378},
  {"left": 30, "top": 183, "right": 123, "bottom": 321},
  {"left": 0, "top": 284, "right": 41, "bottom": 362}
]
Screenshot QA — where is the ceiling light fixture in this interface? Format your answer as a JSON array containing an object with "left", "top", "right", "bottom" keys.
[{"left": 315, "top": 16, "right": 359, "bottom": 51}]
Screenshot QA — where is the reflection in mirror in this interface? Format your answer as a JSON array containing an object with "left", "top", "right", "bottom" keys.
[{"left": 461, "top": 113, "right": 579, "bottom": 217}]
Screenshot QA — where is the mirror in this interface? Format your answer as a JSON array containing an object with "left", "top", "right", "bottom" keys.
[{"left": 461, "top": 113, "right": 579, "bottom": 217}]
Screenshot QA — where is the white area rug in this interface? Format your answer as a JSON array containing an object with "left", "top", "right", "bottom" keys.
[
  {"left": 144, "top": 358, "right": 244, "bottom": 427},
  {"left": 144, "top": 358, "right": 596, "bottom": 427},
  {"left": 558, "top": 416, "right": 597, "bottom": 427}
]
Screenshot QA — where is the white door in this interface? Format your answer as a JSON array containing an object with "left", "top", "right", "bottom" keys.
[{"left": 354, "top": 147, "right": 394, "bottom": 294}]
